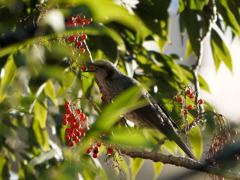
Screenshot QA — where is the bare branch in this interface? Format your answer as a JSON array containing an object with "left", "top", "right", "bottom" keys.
[{"left": 125, "top": 150, "right": 240, "bottom": 179}]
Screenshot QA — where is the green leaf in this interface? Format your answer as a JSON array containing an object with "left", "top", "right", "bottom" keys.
[
  {"left": 189, "top": 125, "right": 202, "bottom": 160},
  {"left": 33, "top": 100, "right": 48, "bottom": 129},
  {"left": 198, "top": 74, "right": 211, "bottom": 93},
  {"left": 57, "top": 70, "right": 76, "bottom": 97},
  {"left": 153, "top": 162, "right": 163, "bottom": 179},
  {"left": 0, "top": 55, "right": 16, "bottom": 103},
  {"left": 189, "top": 0, "right": 207, "bottom": 10},
  {"left": 130, "top": 158, "right": 144, "bottom": 180},
  {"left": 0, "top": 155, "right": 10, "bottom": 179},
  {"left": 44, "top": 79, "right": 58, "bottom": 106},
  {"left": 108, "top": 127, "right": 154, "bottom": 148},
  {"left": 91, "top": 86, "right": 148, "bottom": 131},
  {"left": 210, "top": 29, "right": 233, "bottom": 72},
  {"left": 185, "top": 39, "right": 193, "bottom": 59},
  {"left": 28, "top": 149, "right": 58, "bottom": 167},
  {"left": 216, "top": 0, "right": 240, "bottom": 38},
  {"left": 135, "top": 0, "right": 171, "bottom": 51}
]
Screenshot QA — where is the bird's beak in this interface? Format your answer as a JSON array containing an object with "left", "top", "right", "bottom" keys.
[{"left": 82, "top": 61, "right": 98, "bottom": 72}]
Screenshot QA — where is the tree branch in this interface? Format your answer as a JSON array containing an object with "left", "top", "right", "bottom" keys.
[
  {"left": 125, "top": 150, "right": 240, "bottom": 179},
  {"left": 192, "top": 0, "right": 217, "bottom": 114}
]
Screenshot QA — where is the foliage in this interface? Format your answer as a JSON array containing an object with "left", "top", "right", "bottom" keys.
[{"left": 0, "top": 0, "right": 239, "bottom": 179}]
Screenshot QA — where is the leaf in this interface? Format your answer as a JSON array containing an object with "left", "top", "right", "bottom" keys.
[
  {"left": 198, "top": 74, "right": 211, "bottom": 93},
  {"left": 216, "top": 0, "right": 240, "bottom": 38},
  {"left": 91, "top": 86, "right": 147, "bottom": 131},
  {"left": 108, "top": 127, "right": 154, "bottom": 148},
  {"left": 210, "top": 29, "right": 233, "bottom": 72},
  {"left": 0, "top": 155, "right": 10, "bottom": 179},
  {"left": 44, "top": 79, "right": 58, "bottom": 106},
  {"left": 153, "top": 162, "right": 163, "bottom": 179},
  {"left": 189, "top": 0, "right": 207, "bottom": 10},
  {"left": 130, "top": 158, "right": 144, "bottom": 180},
  {"left": 189, "top": 125, "right": 203, "bottom": 160},
  {"left": 28, "top": 149, "right": 58, "bottom": 167},
  {"left": 0, "top": 55, "right": 16, "bottom": 103},
  {"left": 185, "top": 39, "right": 193, "bottom": 59},
  {"left": 33, "top": 100, "right": 48, "bottom": 129},
  {"left": 135, "top": 0, "right": 171, "bottom": 51}
]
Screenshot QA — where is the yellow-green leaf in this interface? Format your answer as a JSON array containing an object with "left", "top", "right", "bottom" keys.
[
  {"left": 33, "top": 100, "right": 47, "bottom": 129},
  {"left": 44, "top": 79, "right": 58, "bottom": 106},
  {"left": 211, "top": 29, "right": 233, "bottom": 72},
  {"left": 130, "top": 158, "right": 144, "bottom": 180},
  {"left": 189, "top": 125, "right": 202, "bottom": 160},
  {"left": 153, "top": 162, "right": 163, "bottom": 179},
  {"left": 0, "top": 55, "right": 16, "bottom": 103}
]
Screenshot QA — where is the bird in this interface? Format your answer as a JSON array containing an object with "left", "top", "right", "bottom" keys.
[{"left": 86, "top": 59, "right": 197, "bottom": 161}]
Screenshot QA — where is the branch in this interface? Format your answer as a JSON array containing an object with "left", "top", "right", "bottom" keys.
[
  {"left": 191, "top": 0, "right": 217, "bottom": 114},
  {"left": 125, "top": 150, "right": 240, "bottom": 179}
]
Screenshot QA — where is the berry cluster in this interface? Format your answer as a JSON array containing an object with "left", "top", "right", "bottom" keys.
[
  {"left": 62, "top": 102, "right": 89, "bottom": 147},
  {"left": 65, "top": 15, "right": 92, "bottom": 55},
  {"left": 206, "top": 129, "right": 239, "bottom": 165},
  {"left": 174, "top": 88, "right": 204, "bottom": 115},
  {"left": 62, "top": 101, "right": 126, "bottom": 160}
]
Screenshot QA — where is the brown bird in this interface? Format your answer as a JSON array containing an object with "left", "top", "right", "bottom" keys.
[{"left": 87, "top": 59, "right": 197, "bottom": 161}]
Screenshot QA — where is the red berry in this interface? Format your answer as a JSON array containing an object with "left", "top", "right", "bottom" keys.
[
  {"left": 66, "top": 109, "right": 71, "bottom": 114},
  {"left": 62, "top": 120, "right": 68, "bottom": 126},
  {"left": 234, "top": 155, "right": 239, "bottom": 161},
  {"left": 186, "top": 89, "right": 191, "bottom": 95},
  {"left": 214, "top": 142, "right": 218, "bottom": 147},
  {"left": 62, "top": 114, "right": 68, "bottom": 119},
  {"left": 231, "top": 130, "right": 238, "bottom": 136},
  {"left": 189, "top": 93, "right": 195, "bottom": 99},
  {"left": 80, "top": 113, "right": 85, "bottom": 119},
  {"left": 94, "top": 146, "right": 99, "bottom": 152},
  {"left": 64, "top": 102, "right": 70, "bottom": 109},
  {"left": 81, "top": 34, "right": 87, "bottom": 40},
  {"left": 188, "top": 105, "right": 194, "bottom": 110},
  {"left": 79, "top": 48, "right": 85, "bottom": 53},
  {"left": 65, "top": 128, "right": 71, "bottom": 134},
  {"left": 108, "top": 150, "right": 113, "bottom": 155},
  {"left": 70, "top": 133, "right": 76, "bottom": 138},
  {"left": 85, "top": 20, "right": 90, "bottom": 25},
  {"left": 177, "top": 97, "right": 182, "bottom": 103},
  {"left": 96, "top": 142, "right": 101, "bottom": 147},
  {"left": 75, "top": 131, "right": 81, "bottom": 137},
  {"left": 86, "top": 148, "right": 92, "bottom": 154},
  {"left": 81, "top": 66, "right": 87, "bottom": 71},
  {"left": 198, "top": 99, "right": 204, "bottom": 104},
  {"left": 92, "top": 153, "right": 98, "bottom": 158},
  {"left": 76, "top": 41, "right": 82, "bottom": 47},
  {"left": 68, "top": 36, "right": 75, "bottom": 42},
  {"left": 183, "top": 110, "right": 188, "bottom": 115},
  {"left": 68, "top": 141, "right": 74, "bottom": 147},
  {"left": 75, "top": 138, "right": 80, "bottom": 143},
  {"left": 65, "top": 135, "right": 70, "bottom": 141},
  {"left": 88, "top": 18, "right": 93, "bottom": 22}
]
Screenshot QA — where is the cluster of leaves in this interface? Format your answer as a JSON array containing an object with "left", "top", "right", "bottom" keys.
[{"left": 0, "top": 0, "right": 240, "bottom": 179}]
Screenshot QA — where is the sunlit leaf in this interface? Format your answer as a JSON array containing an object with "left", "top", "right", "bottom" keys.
[
  {"left": 153, "top": 161, "right": 163, "bottom": 179},
  {"left": 33, "top": 100, "right": 48, "bottom": 129},
  {"left": 189, "top": 125, "right": 202, "bottom": 160},
  {"left": 198, "top": 74, "right": 211, "bottom": 93},
  {"left": 130, "top": 158, "right": 144, "bottom": 180},
  {"left": 0, "top": 55, "right": 16, "bottom": 103},
  {"left": 216, "top": 0, "right": 240, "bottom": 38},
  {"left": 28, "top": 149, "right": 58, "bottom": 167},
  {"left": 44, "top": 79, "right": 58, "bottom": 106},
  {"left": 211, "top": 29, "right": 233, "bottom": 72}
]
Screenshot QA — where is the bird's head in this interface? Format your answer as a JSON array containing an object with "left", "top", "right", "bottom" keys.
[{"left": 86, "top": 60, "right": 123, "bottom": 81}]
